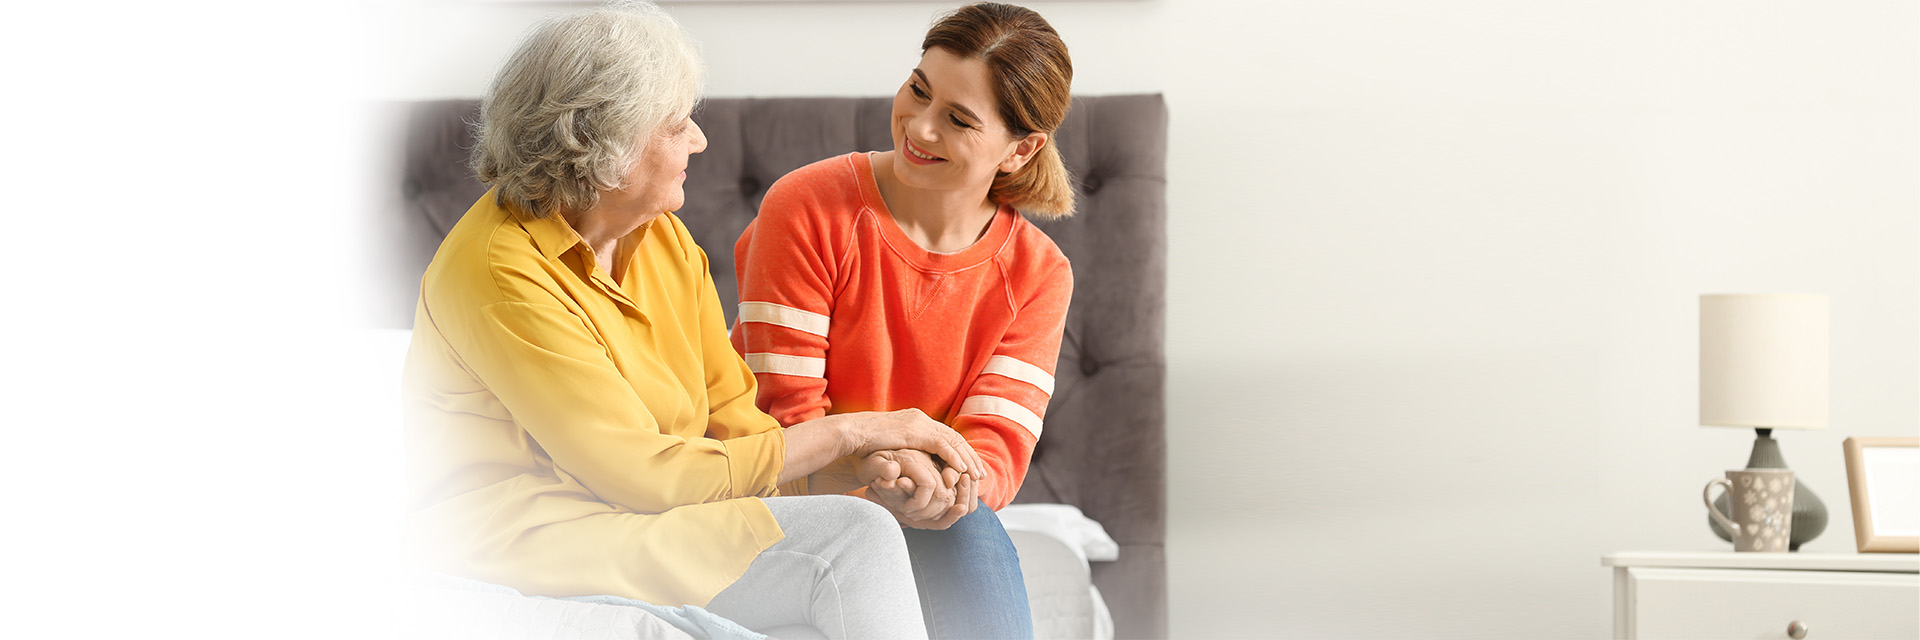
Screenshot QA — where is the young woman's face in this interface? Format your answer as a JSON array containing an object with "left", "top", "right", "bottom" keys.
[{"left": 889, "top": 47, "right": 1033, "bottom": 193}]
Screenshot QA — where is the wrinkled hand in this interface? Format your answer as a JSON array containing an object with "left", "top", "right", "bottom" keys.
[
  {"left": 847, "top": 409, "right": 986, "bottom": 483},
  {"left": 859, "top": 449, "right": 978, "bottom": 530}
]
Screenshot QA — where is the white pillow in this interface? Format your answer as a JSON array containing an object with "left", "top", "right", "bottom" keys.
[{"left": 997, "top": 503, "right": 1120, "bottom": 567}]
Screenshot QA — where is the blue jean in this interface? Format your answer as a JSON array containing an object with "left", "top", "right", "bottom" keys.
[{"left": 900, "top": 500, "right": 1033, "bottom": 640}]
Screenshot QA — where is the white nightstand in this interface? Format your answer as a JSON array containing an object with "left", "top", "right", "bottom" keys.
[{"left": 1603, "top": 551, "right": 1919, "bottom": 640}]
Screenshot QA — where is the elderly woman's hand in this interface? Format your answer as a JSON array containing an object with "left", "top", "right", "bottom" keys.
[
  {"left": 780, "top": 408, "right": 984, "bottom": 488},
  {"left": 845, "top": 409, "right": 985, "bottom": 481}
]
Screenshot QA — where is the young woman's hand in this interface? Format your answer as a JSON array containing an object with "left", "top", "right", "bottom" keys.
[
  {"left": 907, "top": 466, "right": 978, "bottom": 531},
  {"left": 867, "top": 449, "right": 979, "bottom": 529},
  {"left": 854, "top": 449, "right": 903, "bottom": 487},
  {"left": 890, "top": 449, "right": 961, "bottom": 521},
  {"left": 861, "top": 449, "right": 944, "bottom": 522},
  {"left": 856, "top": 449, "right": 934, "bottom": 515}
]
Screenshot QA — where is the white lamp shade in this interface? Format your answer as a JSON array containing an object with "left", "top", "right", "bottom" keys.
[{"left": 1700, "top": 294, "right": 1829, "bottom": 429}]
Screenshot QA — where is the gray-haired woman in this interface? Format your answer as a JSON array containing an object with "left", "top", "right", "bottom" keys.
[{"left": 403, "top": 2, "right": 978, "bottom": 637}]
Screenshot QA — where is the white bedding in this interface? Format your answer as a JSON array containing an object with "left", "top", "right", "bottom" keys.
[{"left": 1000, "top": 504, "right": 1118, "bottom": 640}]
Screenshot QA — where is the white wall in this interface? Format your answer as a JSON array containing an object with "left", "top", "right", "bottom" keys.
[{"left": 364, "top": 1, "right": 1918, "bottom": 637}]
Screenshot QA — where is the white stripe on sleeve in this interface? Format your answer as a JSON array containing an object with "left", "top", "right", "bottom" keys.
[
  {"left": 958, "top": 395, "right": 1043, "bottom": 439},
  {"left": 737, "top": 302, "right": 831, "bottom": 337},
  {"left": 979, "top": 355, "right": 1055, "bottom": 395},
  {"left": 743, "top": 353, "right": 827, "bottom": 378}
]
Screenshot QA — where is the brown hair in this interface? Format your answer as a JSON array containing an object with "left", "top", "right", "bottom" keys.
[{"left": 923, "top": 2, "right": 1075, "bottom": 219}]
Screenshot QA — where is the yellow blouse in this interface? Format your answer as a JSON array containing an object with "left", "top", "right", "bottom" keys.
[{"left": 404, "top": 190, "right": 798, "bottom": 606}]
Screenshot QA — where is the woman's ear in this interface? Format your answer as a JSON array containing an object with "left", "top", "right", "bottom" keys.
[{"left": 998, "top": 131, "right": 1049, "bottom": 174}]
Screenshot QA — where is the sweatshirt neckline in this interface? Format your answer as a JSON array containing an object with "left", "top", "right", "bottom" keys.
[{"left": 853, "top": 151, "right": 1015, "bottom": 272}]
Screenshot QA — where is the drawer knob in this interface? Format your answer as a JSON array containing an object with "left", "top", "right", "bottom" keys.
[{"left": 1787, "top": 620, "right": 1809, "bottom": 639}]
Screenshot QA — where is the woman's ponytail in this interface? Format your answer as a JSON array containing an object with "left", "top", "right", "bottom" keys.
[{"left": 993, "top": 139, "right": 1074, "bottom": 219}]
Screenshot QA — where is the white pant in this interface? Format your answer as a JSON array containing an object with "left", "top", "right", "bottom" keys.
[{"left": 704, "top": 495, "right": 929, "bottom": 640}]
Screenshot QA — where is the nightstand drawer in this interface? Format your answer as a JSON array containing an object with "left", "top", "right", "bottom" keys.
[{"left": 1627, "top": 567, "right": 1919, "bottom": 639}]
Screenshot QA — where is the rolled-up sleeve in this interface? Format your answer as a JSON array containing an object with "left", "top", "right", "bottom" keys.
[{"left": 452, "top": 299, "right": 782, "bottom": 514}]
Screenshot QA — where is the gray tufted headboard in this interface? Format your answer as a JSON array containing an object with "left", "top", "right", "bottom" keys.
[{"left": 383, "top": 95, "right": 1167, "bottom": 638}]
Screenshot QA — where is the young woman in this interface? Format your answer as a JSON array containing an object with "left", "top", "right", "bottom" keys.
[{"left": 729, "top": 3, "right": 1076, "bottom": 638}]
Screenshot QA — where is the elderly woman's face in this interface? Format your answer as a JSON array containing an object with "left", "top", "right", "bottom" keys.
[
  {"left": 889, "top": 47, "right": 1029, "bottom": 193},
  {"left": 601, "top": 115, "right": 708, "bottom": 224}
]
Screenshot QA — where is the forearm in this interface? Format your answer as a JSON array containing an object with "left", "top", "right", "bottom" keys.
[{"left": 777, "top": 414, "right": 855, "bottom": 485}]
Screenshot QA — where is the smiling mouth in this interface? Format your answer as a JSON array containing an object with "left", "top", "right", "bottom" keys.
[{"left": 904, "top": 139, "right": 945, "bottom": 162}]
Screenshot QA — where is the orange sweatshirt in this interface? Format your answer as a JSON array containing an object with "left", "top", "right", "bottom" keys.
[{"left": 729, "top": 152, "right": 1072, "bottom": 510}]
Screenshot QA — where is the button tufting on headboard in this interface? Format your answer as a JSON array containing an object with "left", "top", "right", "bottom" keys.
[{"left": 1079, "top": 174, "right": 1103, "bottom": 195}]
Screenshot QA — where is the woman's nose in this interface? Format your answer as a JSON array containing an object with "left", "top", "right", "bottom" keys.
[
  {"left": 690, "top": 121, "right": 708, "bottom": 154},
  {"left": 907, "top": 110, "right": 938, "bottom": 143}
]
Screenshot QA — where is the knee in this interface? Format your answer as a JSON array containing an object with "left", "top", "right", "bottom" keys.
[
  {"left": 809, "top": 495, "right": 910, "bottom": 559},
  {"left": 814, "top": 495, "right": 901, "bottom": 535},
  {"left": 947, "top": 501, "right": 1011, "bottom": 538}
]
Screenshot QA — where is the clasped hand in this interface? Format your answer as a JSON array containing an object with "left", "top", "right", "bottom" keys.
[{"left": 857, "top": 448, "right": 978, "bottom": 530}]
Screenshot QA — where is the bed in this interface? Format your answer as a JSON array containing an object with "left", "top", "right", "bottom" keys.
[{"left": 375, "top": 94, "right": 1167, "bottom": 639}]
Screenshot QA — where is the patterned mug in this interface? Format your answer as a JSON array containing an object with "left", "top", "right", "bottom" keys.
[{"left": 1703, "top": 468, "right": 1795, "bottom": 552}]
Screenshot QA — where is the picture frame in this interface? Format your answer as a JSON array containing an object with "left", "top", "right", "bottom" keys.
[{"left": 1842, "top": 436, "right": 1920, "bottom": 553}]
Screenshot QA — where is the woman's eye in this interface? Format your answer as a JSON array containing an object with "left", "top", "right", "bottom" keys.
[
  {"left": 949, "top": 115, "right": 971, "bottom": 129},
  {"left": 910, "top": 84, "right": 929, "bottom": 100}
]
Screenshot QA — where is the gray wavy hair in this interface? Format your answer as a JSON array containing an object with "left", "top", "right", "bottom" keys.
[{"left": 471, "top": 0, "right": 705, "bottom": 218}]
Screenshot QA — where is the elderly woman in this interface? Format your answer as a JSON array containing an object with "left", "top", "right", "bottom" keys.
[
  {"left": 402, "top": 3, "right": 979, "bottom": 637},
  {"left": 730, "top": 3, "right": 1076, "bottom": 638}
]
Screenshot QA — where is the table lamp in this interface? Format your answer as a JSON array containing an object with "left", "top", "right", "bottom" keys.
[{"left": 1700, "top": 293, "right": 1829, "bottom": 550}]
